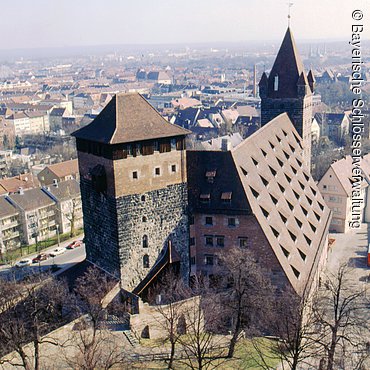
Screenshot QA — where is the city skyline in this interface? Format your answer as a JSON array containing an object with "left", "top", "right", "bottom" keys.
[{"left": 1, "top": 0, "right": 368, "bottom": 51}]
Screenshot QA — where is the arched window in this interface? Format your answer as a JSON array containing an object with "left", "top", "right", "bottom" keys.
[
  {"left": 143, "top": 254, "right": 149, "bottom": 268},
  {"left": 142, "top": 235, "right": 148, "bottom": 248},
  {"left": 141, "top": 195, "right": 146, "bottom": 202},
  {"left": 274, "top": 75, "right": 279, "bottom": 91},
  {"left": 142, "top": 216, "right": 147, "bottom": 222}
]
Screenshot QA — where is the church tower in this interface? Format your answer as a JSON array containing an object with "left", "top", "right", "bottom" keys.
[
  {"left": 72, "top": 93, "right": 190, "bottom": 293},
  {"left": 259, "top": 28, "right": 315, "bottom": 168}
]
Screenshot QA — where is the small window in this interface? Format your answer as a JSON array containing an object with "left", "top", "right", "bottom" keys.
[
  {"left": 285, "top": 174, "right": 292, "bottom": 183},
  {"left": 309, "top": 222, "right": 317, "bottom": 233},
  {"left": 293, "top": 190, "right": 300, "bottom": 200},
  {"left": 190, "top": 237, "right": 195, "bottom": 246},
  {"left": 260, "top": 175, "right": 269, "bottom": 186},
  {"left": 205, "top": 216, "right": 213, "bottom": 225},
  {"left": 190, "top": 256, "right": 196, "bottom": 265},
  {"left": 221, "top": 192, "right": 232, "bottom": 203},
  {"left": 200, "top": 193, "right": 211, "bottom": 203},
  {"left": 142, "top": 216, "right": 147, "bottom": 222},
  {"left": 228, "top": 218, "right": 236, "bottom": 227},
  {"left": 301, "top": 206, "right": 308, "bottom": 216},
  {"left": 274, "top": 75, "right": 279, "bottom": 91},
  {"left": 142, "top": 235, "right": 148, "bottom": 248},
  {"left": 261, "top": 207, "right": 269, "bottom": 218},
  {"left": 143, "top": 254, "right": 150, "bottom": 268},
  {"left": 239, "top": 237, "right": 248, "bottom": 248},
  {"left": 141, "top": 195, "right": 146, "bottom": 202},
  {"left": 291, "top": 265, "right": 300, "bottom": 279},
  {"left": 250, "top": 186, "right": 259, "bottom": 198},
  {"left": 278, "top": 183, "right": 285, "bottom": 193},
  {"left": 261, "top": 148, "right": 267, "bottom": 157},
  {"left": 205, "top": 236, "right": 213, "bottom": 246},
  {"left": 132, "top": 171, "right": 138, "bottom": 179},
  {"left": 216, "top": 236, "right": 225, "bottom": 247},
  {"left": 205, "top": 255, "right": 214, "bottom": 265},
  {"left": 280, "top": 245, "right": 290, "bottom": 258},
  {"left": 289, "top": 144, "right": 296, "bottom": 153},
  {"left": 155, "top": 167, "right": 161, "bottom": 176},
  {"left": 283, "top": 150, "right": 290, "bottom": 160},
  {"left": 298, "top": 249, "right": 307, "bottom": 261},
  {"left": 279, "top": 212, "right": 287, "bottom": 224},
  {"left": 295, "top": 217, "right": 303, "bottom": 228},
  {"left": 189, "top": 215, "right": 195, "bottom": 225},
  {"left": 303, "top": 172, "right": 310, "bottom": 182},
  {"left": 276, "top": 157, "right": 284, "bottom": 167},
  {"left": 271, "top": 226, "right": 280, "bottom": 238},
  {"left": 289, "top": 230, "right": 297, "bottom": 242},
  {"left": 291, "top": 166, "right": 297, "bottom": 175},
  {"left": 252, "top": 157, "right": 258, "bottom": 166},
  {"left": 270, "top": 194, "right": 278, "bottom": 205},
  {"left": 269, "top": 166, "right": 277, "bottom": 176},
  {"left": 304, "top": 234, "right": 312, "bottom": 246},
  {"left": 171, "top": 164, "right": 176, "bottom": 173}
]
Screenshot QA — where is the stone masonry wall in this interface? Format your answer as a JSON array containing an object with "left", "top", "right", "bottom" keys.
[
  {"left": 80, "top": 178, "right": 121, "bottom": 278},
  {"left": 116, "top": 182, "right": 189, "bottom": 291}
]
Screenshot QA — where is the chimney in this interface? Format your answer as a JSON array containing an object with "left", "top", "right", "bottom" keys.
[
  {"left": 53, "top": 179, "right": 58, "bottom": 188},
  {"left": 18, "top": 187, "right": 24, "bottom": 195},
  {"left": 221, "top": 138, "right": 231, "bottom": 151}
]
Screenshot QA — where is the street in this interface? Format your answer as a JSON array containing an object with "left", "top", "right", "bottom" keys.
[{"left": 0, "top": 236, "right": 86, "bottom": 281}]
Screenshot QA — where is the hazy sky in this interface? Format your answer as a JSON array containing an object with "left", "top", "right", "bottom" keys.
[{"left": 1, "top": 0, "right": 368, "bottom": 49}]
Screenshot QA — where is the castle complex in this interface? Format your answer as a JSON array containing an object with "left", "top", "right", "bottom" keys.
[{"left": 73, "top": 28, "right": 330, "bottom": 297}]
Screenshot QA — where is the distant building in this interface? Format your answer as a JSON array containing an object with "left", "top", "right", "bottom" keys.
[
  {"left": 314, "top": 113, "right": 349, "bottom": 145},
  {"left": 200, "top": 133, "right": 243, "bottom": 151},
  {"left": 7, "top": 188, "right": 57, "bottom": 246},
  {"left": 0, "top": 173, "right": 40, "bottom": 195},
  {"left": 37, "top": 159, "right": 79, "bottom": 186},
  {"left": 43, "top": 179, "right": 83, "bottom": 235},
  {"left": 73, "top": 93, "right": 94, "bottom": 110},
  {"left": 318, "top": 155, "right": 370, "bottom": 233},
  {"left": 311, "top": 117, "right": 321, "bottom": 145},
  {"left": 0, "top": 196, "right": 21, "bottom": 254}
]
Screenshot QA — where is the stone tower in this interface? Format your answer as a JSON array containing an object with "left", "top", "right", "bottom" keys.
[
  {"left": 259, "top": 27, "right": 315, "bottom": 168},
  {"left": 72, "top": 93, "right": 190, "bottom": 293}
]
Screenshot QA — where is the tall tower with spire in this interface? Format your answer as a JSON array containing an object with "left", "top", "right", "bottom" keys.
[{"left": 259, "top": 28, "right": 315, "bottom": 168}]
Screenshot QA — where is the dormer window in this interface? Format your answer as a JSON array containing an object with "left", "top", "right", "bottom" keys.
[
  {"left": 221, "top": 192, "right": 232, "bottom": 203},
  {"left": 200, "top": 193, "right": 211, "bottom": 203},
  {"left": 206, "top": 170, "right": 216, "bottom": 183},
  {"left": 274, "top": 75, "right": 279, "bottom": 91}
]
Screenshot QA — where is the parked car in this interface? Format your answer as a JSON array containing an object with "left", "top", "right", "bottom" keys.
[
  {"left": 49, "top": 248, "right": 65, "bottom": 257},
  {"left": 15, "top": 259, "right": 32, "bottom": 268},
  {"left": 32, "top": 253, "right": 48, "bottom": 264},
  {"left": 66, "top": 240, "right": 83, "bottom": 249}
]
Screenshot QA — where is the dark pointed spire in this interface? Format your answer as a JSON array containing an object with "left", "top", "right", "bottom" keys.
[
  {"left": 259, "top": 72, "right": 268, "bottom": 98},
  {"left": 307, "top": 70, "right": 315, "bottom": 93},
  {"left": 267, "top": 28, "right": 306, "bottom": 99},
  {"left": 297, "top": 72, "right": 308, "bottom": 86}
]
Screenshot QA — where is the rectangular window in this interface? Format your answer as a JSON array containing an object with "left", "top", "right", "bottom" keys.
[
  {"left": 171, "top": 164, "right": 177, "bottom": 172},
  {"left": 205, "top": 236, "right": 213, "bottom": 246},
  {"left": 190, "top": 237, "right": 195, "bottom": 246},
  {"left": 228, "top": 217, "right": 236, "bottom": 227},
  {"left": 216, "top": 236, "right": 225, "bottom": 247},
  {"left": 205, "top": 216, "right": 213, "bottom": 225},
  {"left": 239, "top": 237, "right": 249, "bottom": 248},
  {"left": 191, "top": 256, "right": 196, "bottom": 265},
  {"left": 189, "top": 215, "right": 195, "bottom": 225},
  {"left": 132, "top": 171, "right": 138, "bottom": 179},
  {"left": 205, "top": 255, "right": 214, "bottom": 265},
  {"left": 159, "top": 140, "right": 171, "bottom": 153},
  {"left": 155, "top": 167, "right": 161, "bottom": 176}
]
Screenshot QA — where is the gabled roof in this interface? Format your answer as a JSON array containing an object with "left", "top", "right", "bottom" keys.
[
  {"left": 0, "top": 173, "right": 40, "bottom": 194},
  {"left": 44, "top": 159, "right": 79, "bottom": 178},
  {"left": 0, "top": 196, "right": 18, "bottom": 219},
  {"left": 231, "top": 113, "right": 331, "bottom": 294},
  {"left": 267, "top": 27, "right": 306, "bottom": 98},
  {"left": 43, "top": 179, "right": 80, "bottom": 201},
  {"left": 72, "top": 93, "right": 190, "bottom": 144},
  {"left": 8, "top": 188, "right": 55, "bottom": 211}
]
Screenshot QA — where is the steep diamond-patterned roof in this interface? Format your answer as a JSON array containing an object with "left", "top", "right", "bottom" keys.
[{"left": 231, "top": 113, "right": 331, "bottom": 293}]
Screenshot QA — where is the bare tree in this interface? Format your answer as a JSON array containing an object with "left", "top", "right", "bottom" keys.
[
  {"left": 63, "top": 266, "right": 128, "bottom": 370},
  {"left": 216, "top": 248, "right": 273, "bottom": 358},
  {"left": 177, "top": 276, "right": 228, "bottom": 370},
  {"left": 148, "top": 270, "right": 192, "bottom": 369},
  {"left": 0, "top": 274, "right": 73, "bottom": 370},
  {"left": 312, "top": 263, "right": 369, "bottom": 370}
]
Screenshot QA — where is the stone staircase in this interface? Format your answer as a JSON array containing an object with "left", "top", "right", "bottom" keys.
[{"left": 123, "top": 329, "right": 139, "bottom": 347}]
